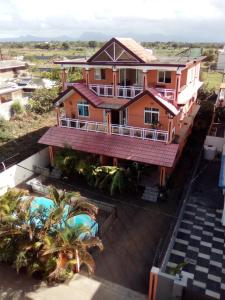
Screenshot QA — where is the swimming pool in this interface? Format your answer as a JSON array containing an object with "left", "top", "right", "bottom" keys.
[{"left": 30, "top": 196, "right": 98, "bottom": 238}]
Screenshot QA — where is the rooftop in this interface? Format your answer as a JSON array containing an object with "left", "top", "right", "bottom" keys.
[{"left": 0, "top": 60, "right": 26, "bottom": 70}]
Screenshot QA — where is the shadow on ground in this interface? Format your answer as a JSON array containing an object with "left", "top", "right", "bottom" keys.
[
  {"left": 0, "top": 263, "right": 42, "bottom": 300},
  {"left": 0, "top": 126, "right": 51, "bottom": 167}
]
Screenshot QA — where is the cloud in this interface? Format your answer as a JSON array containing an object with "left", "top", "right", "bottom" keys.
[{"left": 0, "top": 0, "right": 225, "bottom": 41}]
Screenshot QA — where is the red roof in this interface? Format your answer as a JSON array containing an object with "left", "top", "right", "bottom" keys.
[
  {"left": 39, "top": 127, "right": 179, "bottom": 167},
  {"left": 55, "top": 83, "right": 103, "bottom": 107}
]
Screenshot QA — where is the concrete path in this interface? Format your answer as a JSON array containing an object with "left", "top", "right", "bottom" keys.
[{"left": 0, "top": 264, "right": 147, "bottom": 300}]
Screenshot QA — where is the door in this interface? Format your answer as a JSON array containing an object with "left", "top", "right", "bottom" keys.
[{"left": 111, "top": 110, "right": 120, "bottom": 124}]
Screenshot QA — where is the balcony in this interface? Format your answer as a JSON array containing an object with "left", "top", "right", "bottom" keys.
[
  {"left": 89, "top": 84, "right": 143, "bottom": 99},
  {"left": 155, "top": 88, "right": 175, "bottom": 102},
  {"left": 59, "top": 117, "right": 169, "bottom": 142}
]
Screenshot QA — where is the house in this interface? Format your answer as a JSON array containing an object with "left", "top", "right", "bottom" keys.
[
  {"left": 39, "top": 37, "right": 205, "bottom": 200},
  {"left": 0, "top": 60, "right": 28, "bottom": 120},
  {"left": 0, "top": 60, "right": 26, "bottom": 81}
]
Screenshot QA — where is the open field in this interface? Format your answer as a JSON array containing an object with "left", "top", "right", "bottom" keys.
[
  {"left": 201, "top": 70, "right": 224, "bottom": 90},
  {"left": 0, "top": 111, "right": 56, "bottom": 166}
]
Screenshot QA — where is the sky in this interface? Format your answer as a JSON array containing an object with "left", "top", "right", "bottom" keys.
[{"left": 0, "top": 0, "right": 225, "bottom": 42}]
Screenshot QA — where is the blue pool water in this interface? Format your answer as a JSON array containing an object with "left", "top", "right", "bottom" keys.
[{"left": 31, "top": 196, "right": 98, "bottom": 238}]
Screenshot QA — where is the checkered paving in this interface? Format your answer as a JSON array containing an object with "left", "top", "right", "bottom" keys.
[{"left": 166, "top": 199, "right": 225, "bottom": 300}]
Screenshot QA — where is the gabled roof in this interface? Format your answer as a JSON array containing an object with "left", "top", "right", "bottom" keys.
[
  {"left": 39, "top": 126, "right": 179, "bottom": 167},
  {"left": 122, "top": 88, "right": 180, "bottom": 116},
  {"left": 87, "top": 37, "right": 157, "bottom": 64},
  {"left": 54, "top": 83, "right": 103, "bottom": 107}
]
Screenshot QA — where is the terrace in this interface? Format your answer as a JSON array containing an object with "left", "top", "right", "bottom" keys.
[{"left": 59, "top": 117, "right": 170, "bottom": 142}]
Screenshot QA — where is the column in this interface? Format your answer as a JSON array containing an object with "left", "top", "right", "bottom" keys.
[
  {"left": 113, "top": 67, "right": 118, "bottom": 98},
  {"left": 159, "top": 166, "right": 166, "bottom": 187},
  {"left": 175, "top": 68, "right": 181, "bottom": 106},
  {"left": 149, "top": 267, "right": 159, "bottom": 300},
  {"left": 61, "top": 68, "right": 67, "bottom": 92},
  {"left": 106, "top": 109, "right": 111, "bottom": 134},
  {"left": 49, "top": 146, "right": 54, "bottom": 167},
  {"left": 113, "top": 158, "right": 118, "bottom": 166},
  {"left": 55, "top": 107, "right": 60, "bottom": 126},
  {"left": 167, "top": 116, "right": 174, "bottom": 144},
  {"left": 143, "top": 70, "right": 147, "bottom": 90},
  {"left": 85, "top": 68, "right": 90, "bottom": 86}
]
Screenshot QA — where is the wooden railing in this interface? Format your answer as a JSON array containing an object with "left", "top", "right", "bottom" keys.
[{"left": 59, "top": 117, "right": 169, "bottom": 142}]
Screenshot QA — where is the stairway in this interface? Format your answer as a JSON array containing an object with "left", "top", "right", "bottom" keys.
[{"left": 141, "top": 186, "right": 159, "bottom": 202}]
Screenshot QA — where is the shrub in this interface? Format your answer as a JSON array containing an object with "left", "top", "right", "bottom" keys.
[
  {"left": 11, "top": 101, "right": 23, "bottom": 115},
  {"left": 29, "top": 87, "right": 58, "bottom": 114}
]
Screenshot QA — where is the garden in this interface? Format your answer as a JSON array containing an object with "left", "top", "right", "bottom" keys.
[{"left": 0, "top": 187, "right": 103, "bottom": 283}]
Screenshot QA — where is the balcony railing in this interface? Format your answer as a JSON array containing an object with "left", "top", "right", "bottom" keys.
[
  {"left": 89, "top": 84, "right": 143, "bottom": 99},
  {"left": 59, "top": 117, "right": 169, "bottom": 142},
  {"left": 155, "top": 88, "right": 175, "bottom": 102}
]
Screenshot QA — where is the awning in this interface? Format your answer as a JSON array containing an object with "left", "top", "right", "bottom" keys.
[{"left": 39, "top": 126, "right": 179, "bottom": 168}]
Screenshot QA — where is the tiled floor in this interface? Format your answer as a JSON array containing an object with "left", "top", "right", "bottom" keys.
[{"left": 166, "top": 161, "right": 225, "bottom": 300}]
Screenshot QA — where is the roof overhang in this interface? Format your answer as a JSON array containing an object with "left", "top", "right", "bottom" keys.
[{"left": 39, "top": 126, "right": 179, "bottom": 168}]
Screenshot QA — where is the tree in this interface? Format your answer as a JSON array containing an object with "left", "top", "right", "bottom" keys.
[
  {"left": 88, "top": 41, "right": 97, "bottom": 48},
  {"left": 62, "top": 42, "right": 69, "bottom": 50},
  {"left": 0, "top": 187, "right": 103, "bottom": 282},
  {"left": 28, "top": 87, "right": 58, "bottom": 114}
]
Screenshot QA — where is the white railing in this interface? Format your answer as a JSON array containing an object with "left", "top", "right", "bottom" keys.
[
  {"left": 59, "top": 117, "right": 108, "bottom": 133},
  {"left": 59, "top": 117, "right": 169, "bottom": 142},
  {"left": 89, "top": 84, "right": 143, "bottom": 99},
  {"left": 155, "top": 88, "right": 175, "bottom": 102},
  {"left": 111, "top": 124, "right": 168, "bottom": 142},
  {"left": 89, "top": 84, "right": 113, "bottom": 97},
  {"left": 117, "top": 85, "right": 143, "bottom": 99}
]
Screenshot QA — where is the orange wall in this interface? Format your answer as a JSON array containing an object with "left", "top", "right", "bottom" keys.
[
  {"left": 64, "top": 91, "right": 104, "bottom": 122},
  {"left": 127, "top": 94, "right": 170, "bottom": 130},
  {"left": 146, "top": 70, "right": 177, "bottom": 89},
  {"left": 88, "top": 68, "right": 117, "bottom": 85}
]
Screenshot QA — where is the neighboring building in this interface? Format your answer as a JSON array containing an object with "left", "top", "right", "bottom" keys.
[
  {"left": 39, "top": 37, "right": 205, "bottom": 201},
  {"left": 217, "top": 46, "right": 225, "bottom": 71},
  {"left": 0, "top": 60, "right": 28, "bottom": 120},
  {"left": 0, "top": 60, "right": 26, "bottom": 81}
]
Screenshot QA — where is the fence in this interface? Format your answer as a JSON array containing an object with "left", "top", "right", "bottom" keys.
[{"left": 0, "top": 148, "right": 49, "bottom": 196}]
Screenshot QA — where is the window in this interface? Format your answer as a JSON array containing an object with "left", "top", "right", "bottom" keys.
[
  {"left": 77, "top": 101, "right": 89, "bottom": 117},
  {"left": 94, "top": 68, "right": 106, "bottom": 80},
  {"left": 144, "top": 108, "right": 159, "bottom": 124},
  {"left": 158, "top": 71, "right": 171, "bottom": 83}
]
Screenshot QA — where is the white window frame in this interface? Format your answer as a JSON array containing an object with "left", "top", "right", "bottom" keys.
[
  {"left": 77, "top": 101, "right": 89, "bottom": 117},
  {"left": 157, "top": 70, "right": 172, "bottom": 84},
  {"left": 144, "top": 108, "right": 159, "bottom": 125},
  {"left": 94, "top": 68, "right": 106, "bottom": 80}
]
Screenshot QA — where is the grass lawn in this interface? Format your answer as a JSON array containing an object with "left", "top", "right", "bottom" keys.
[
  {"left": 0, "top": 111, "right": 56, "bottom": 165},
  {"left": 201, "top": 70, "right": 224, "bottom": 90}
]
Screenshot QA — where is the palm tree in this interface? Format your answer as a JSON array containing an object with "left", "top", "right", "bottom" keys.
[{"left": 0, "top": 187, "right": 103, "bottom": 282}]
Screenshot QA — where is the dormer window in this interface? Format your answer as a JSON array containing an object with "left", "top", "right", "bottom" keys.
[
  {"left": 77, "top": 100, "right": 89, "bottom": 117},
  {"left": 94, "top": 68, "right": 106, "bottom": 80},
  {"left": 158, "top": 71, "right": 171, "bottom": 84}
]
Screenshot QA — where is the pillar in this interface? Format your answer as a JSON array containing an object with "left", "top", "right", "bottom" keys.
[
  {"left": 106, "top": 109, "right": 111, "bottom": 134},
  {"left": 159, "top": 166, "right": 166, "bottom": 187},
  {"left": 49, "top": 146, "right": 54, "bottom": 167},
  {"left": 85, "top": 68, "right": 90, "bottom": 86},
  {"left": 143, "top": 70, "right": 147, "bottom": 90},
  {"left": 100, "top": 155, "right": 109, "bottom": 165},
  {"left": 113, "top": 158, "right": 118, "bottom": 166},
  {"left": 113, "top": 67, "right": 118, "bottom": 98},
  {"left": 149, "top": 267, "right": 159, "bottom": 300},
  {"left": 167, "top": 116, "right": 174, "bottom": 144},
  {"left": 55, "top": 107, "right": 60, "bottom": 126},
  {"left": 61, "top": 69, "right": 67, "bottom": 92},
  {"left": 175, "top": 68, "right": 181, "bottom": 107}
]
